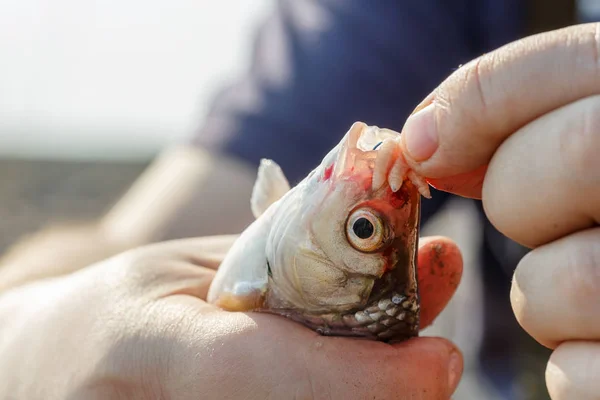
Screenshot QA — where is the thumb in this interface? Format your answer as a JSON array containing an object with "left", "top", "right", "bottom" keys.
[
  {"left": 390, "top": 337, "right": 463, "bottom": 398},
  {"left": 313, "top": 336, "right": 463, "bottom": 399},
  {"left": 398, "top": 24, "right": 600, "bottom": 199},
  {"left": 417, "top": 236, "right": 463, "bottom": 330}
]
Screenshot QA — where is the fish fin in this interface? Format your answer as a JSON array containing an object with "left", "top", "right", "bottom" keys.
[
  {"left": 251, "top": 159, "right": 291, "bottom": 218},
  {"left": 207, "top": 214, "right": 272, "bottom": 311},
  {"left": 214, "top": 283, "right": 267, "bottom": 311}
]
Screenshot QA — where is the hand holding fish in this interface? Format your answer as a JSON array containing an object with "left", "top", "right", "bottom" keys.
[
  {"left": 0, "top": 235, "right": 462, "bottom": 399},
  {"left": 3, "top": 20, "right": 599, "bottom": 400}
]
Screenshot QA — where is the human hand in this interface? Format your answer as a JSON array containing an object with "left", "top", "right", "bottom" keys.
[
  {"left": 0, "top": 234, "right": 463, "bottom": 400},
  {"left": 0, "top": 222, "right": 134, "bottom": 292},
  {"left": 398, "top": 23, "right": 600, "bottom": 399}
]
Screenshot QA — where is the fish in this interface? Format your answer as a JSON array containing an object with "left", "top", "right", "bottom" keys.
[{"left": 207, "top": 122, "right": 432, "bottom": 342}]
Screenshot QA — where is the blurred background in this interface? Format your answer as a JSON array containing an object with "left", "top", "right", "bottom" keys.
[
  {"left": 1, "top": 1, "right": 576, "bottom": 399},
  {"left": 0, "top": 0, "right": 273, "bottom": 259}
]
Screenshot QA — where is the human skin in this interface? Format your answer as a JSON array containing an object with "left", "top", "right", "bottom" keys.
[
  {"left": 0, "top": 235, "right": 463, "bottom": 400},
  {"left": 398, "top": 22, "right": 600, "bottom": 400},
  {"left": 4, "top": 19, "right": 599, "bottom": 400}
]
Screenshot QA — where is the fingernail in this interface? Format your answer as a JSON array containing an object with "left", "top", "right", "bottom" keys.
[
  {"left": 402, "top": 103, "right": 438, "bottom": 161},
  {"left": 447, "top": 350, "right": 462, "bottom": 392}
]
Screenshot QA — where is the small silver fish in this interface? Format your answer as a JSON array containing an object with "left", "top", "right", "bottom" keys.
[{"left": 207, "top": 122, "right": 431, "bottom": 342}]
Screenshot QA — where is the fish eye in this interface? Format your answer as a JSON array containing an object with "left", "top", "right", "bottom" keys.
[{"left": 345, "top": 208, "right": 387, "bottom": 253}]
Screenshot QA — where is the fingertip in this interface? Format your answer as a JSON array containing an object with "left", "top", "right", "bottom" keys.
[
  {"left": 391, "top": 337, "right": 464, "bottom": 397},
  {"left": 546, "top": 341, "right": 600, "bottom": 399},
  {"left": 419, "top": 236, "right": 463, "bottom": 270},
  {"left": 448, "top": 347, "right": 464, "bottom": 394},
  {"left": 417, "top": 237, "right": 463, "bottom": 329},
  {"left": 418, "top": 236, "right": 463, "bottom": 277},
  {"left": 391, "top": 336, "right": 459, "bottom": 356},
  {"left": 418, "top": 235, "right": 459, "bottom": 249},
  {"left": 401, "top": 103, "right": 439, "bottom": 162},
  {"left": 312, "top": 335, "right": 463, "bottom": 399}
]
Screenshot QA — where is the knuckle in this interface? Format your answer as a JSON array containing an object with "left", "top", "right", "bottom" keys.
[
  {"left": 119, "top": 248, "right": 152, "bottom": 274},
  {"left": 557, "top": 23, "right": 600, "bottom": 80},
  {"left": 560, "top": 96, "right": 600, "bottom": 184},
  {"left": 108, "top": 247, "right": 162, "bottom": 290},
  {"left": 592, "top": 23, "right": 600, "bottom": 74},
  {"left": 512, "top": 251, "right": 537, "bottom": 317},
  {"left": 466, "top": 56, "right": 489, "bottom": 114},
  {"left": 430, "top": 89, "right": 450, "bottom": 133},
  {"left": 432, "top": 54, "right": 498, "bottom": 163},
  {"left": 576, "top": 22, "right": 600, "bottom": 77},
  {"left": 440, "top": 55, "right": 492, "bottom": 112},
  {"left": 513, "top": 233, "right": 600, "bottom": 332},
  {"left": 434, "top": 55, "right": 491, "bottom": 125},
  {"left": 561, "top": 238, "right": 600, "bottom": 310},
  {"left": 547, "top": 341, "right": 600, "bottom": 398}
]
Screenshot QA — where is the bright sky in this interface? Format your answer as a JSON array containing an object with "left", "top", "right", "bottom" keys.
[{"left": 0, "top": 1, "right": 275, "bottom": 160}]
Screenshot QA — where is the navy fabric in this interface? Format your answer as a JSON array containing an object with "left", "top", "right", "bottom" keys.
[{"left": 192, "top": 1, "right": 531, "bottom": 397}]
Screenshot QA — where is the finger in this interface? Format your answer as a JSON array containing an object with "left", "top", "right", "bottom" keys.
[
  {"left": 482, "top": 95, "right": 600, "bottom": 247},
  {"left": 511, "top": 227, "right": 600, "bottom": 348},
  {"left": 311, "top": 336, "right": 463, "bottom": 399},
  {"left": 116, "top": 255, "right": 216, "bottom": 301},
  {"left": 135, "top": 234, "right": 239, "bottom": 269},
  {"left": 162, "top": 263, "right": 216, "bottom": 300},
  {"left": 546, "top": 341, "right": 600, "bottom": 400},
  {"left": 165, "top": 307, "right": 463, "bottom": 400},
  {"left": 417, "top": 236, "right": 463, "bottom": 329},
  {"left": 115, "top": 236, "right": 240, "bottom": 300},
  {"left": 398, "top": 23, "right": 600, "bottom": 198}
]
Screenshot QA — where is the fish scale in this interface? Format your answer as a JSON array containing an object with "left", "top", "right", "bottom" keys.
[{"left": 277, "top": 289, "right": 420, "bottom": 342}]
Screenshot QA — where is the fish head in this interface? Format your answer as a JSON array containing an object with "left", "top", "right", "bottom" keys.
[{"left": 265, "top": 122, "right": 421, "bottom": 340}]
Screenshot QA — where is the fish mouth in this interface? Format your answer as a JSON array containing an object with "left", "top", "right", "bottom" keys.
[
  {"left": 330, "top": 122, "right": 400, "bottom": 181},
  {"left": 267, "top": 270, "right": 420, "bottom": 342}
]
